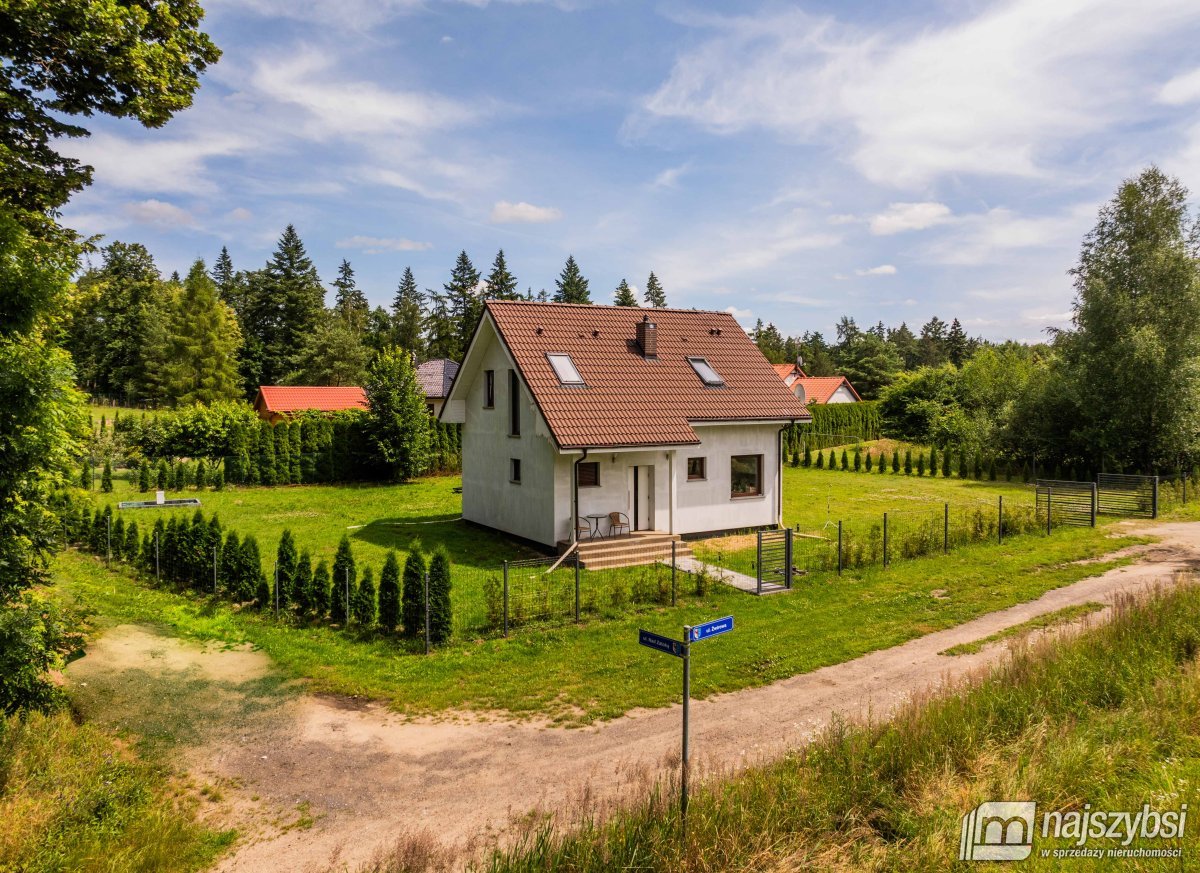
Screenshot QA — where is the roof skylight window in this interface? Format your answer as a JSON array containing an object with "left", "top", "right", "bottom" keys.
[
  {"left": 688, "top": 357, "right": 724, "bottom": 386},
  {"left": 548, "top": 353, "right": 585, "bottom": 386}
]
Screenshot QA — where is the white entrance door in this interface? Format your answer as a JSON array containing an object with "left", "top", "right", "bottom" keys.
[{"left": 631, "top": 465, "right": 655, "bottom": 530}]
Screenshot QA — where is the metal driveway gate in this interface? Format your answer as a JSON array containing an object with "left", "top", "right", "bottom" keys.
[
  {"left": 756, "top": 528, "right": 793, "bottom": 594},
  {"left": 1035, "top": 480, "right": 1096, "bottom": 529},
  {"left": 1097, "top": 473, "right": 1158, "bottom": 519}
]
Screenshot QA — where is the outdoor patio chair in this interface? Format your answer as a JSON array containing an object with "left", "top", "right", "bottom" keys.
[
  {"left": 576, "top": 516, "right": 593, "bottom": 540},
  {"left": 608, "top": 511, "right": 630, "bottom": 537}
]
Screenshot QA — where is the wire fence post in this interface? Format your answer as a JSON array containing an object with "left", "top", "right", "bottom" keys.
[
  {"left": 424, "top": 570, "right": 431, "bottom": 655},
  {"left": 213, "top": 545, "right": 218, "bottom": 593},
  {"left": 784, "top": 527, "right": 793, "bottom": 589},
  {"left": 1091, "top": 483, "right": 1098, "bottom": 527},
  {"left": 883, "top": 512, "right": 889, "bottom": 568},
  {"left": 943, "top": 503, "right": 949, "bottom": 554},
  {"left": 672, "top": 539, "right": 681, "bottom": 606},
  {"left": 344, "top": 567, "right": 350, "bottom": 627},
  {"left": 998, "top": 495, "right": 1003, "bottom": 545},
  {"left": 837, "top": 520, "right": 843, "bottom": 576},
  {"left": 502, "top": 560, "right": 509, "bottom": 637},
  {"left": 105, "top": 517, "right": 111, "bottom": 566},
  {"left": 1046, "top": 487, "right": 1053, "bottom": 535},
  {"left": 574, "top": 552, "right": 581, "bottom": 624},
  {"left": 155, "top": 531, "right": 160, "bottom": 581}
]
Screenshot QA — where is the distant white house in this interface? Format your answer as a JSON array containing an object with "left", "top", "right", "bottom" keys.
[
  {"left": 771, "top": 363, "right": 861, "bottom": 405},
  {"left": 416, "top": 358, "right": 459, "bottom": 417},
  {"left": 439, "top": 301, "right": 811, "bottom": 548}
]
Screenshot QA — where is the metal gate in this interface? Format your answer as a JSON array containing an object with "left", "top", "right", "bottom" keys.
[
  {"left": 1035, "top": 480, "right": 1096, "bottom": 529},
  {"left": 756, "top": 528, "right": 793, "bottom": 594},
  {"left": 1097, "top": 473, "right": 1158, "bottom": 519}
]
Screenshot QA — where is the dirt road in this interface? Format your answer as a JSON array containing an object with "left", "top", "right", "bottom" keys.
[{"left": 67, "top": 522, "right": 1200, "bottom": 871}]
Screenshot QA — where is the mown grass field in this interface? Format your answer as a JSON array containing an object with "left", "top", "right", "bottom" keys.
[{"left": 54, "top": 519, "right": 1145, "bottom": 723}]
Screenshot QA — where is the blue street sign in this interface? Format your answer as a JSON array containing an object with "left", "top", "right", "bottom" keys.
[
  {"left": 689, "top": 615, "right": 734, "bottom": 642},
  {"left": 640, "top": 628, "right": 684, "bottom": 657}
]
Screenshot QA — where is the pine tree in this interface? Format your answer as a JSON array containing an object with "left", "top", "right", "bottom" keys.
[
  {"left": 428, "top": 548, "right": 452, "bottom": 644},
  {"left": 246, "top": 226, "right": 326, "bottom": 387},
  {"left": 904, "top": 449, "right": 912, "bottom": 475},
  {"left": 865, "top": 451, "right": 873, "bottom": 472},
  {"left": 445, "top": 251, "right": 482, "bottom": 360},
  {"left": 332, "top": 259, "right": 369, "bottom": 333},
  {"left": 643, "top": 271, "right": 666, "bottom": 307},
  {"left": 330, "top": 535, "right": 355, "bottom": 624},
  {"left": 312, "top": 559, "right": 331, "bottom": 620},
  {"left": 613, "top": 278, "right": 637, "bottom": 307},
  {"left": 483, "top": 249, "right": 519, "bottom": 300},
  {"left": 892, "top": 449, "right": 900, "bottom": 473},
  {"left": 219, "top": 530, "right": 240, "bottom": 596},
  {"left": 803, "top": 444, "right": 812, "bottom": 467},
  {"left": 946, "top": 318, "right": 969, "bottom": 367},
  {"left": 160, "top": 260, "right": 243, "bottom": 406},
  {"left": 171, "top": 462, "right": 185, "bottom": 491},
  {"left": 554, "top": 255, "right": 591, "bottom": 304},
  {"left": 815, "top": 450, "right": 824, "bottom": 469},
  {"left": 377, "top": 551, "right": 401, "bottom": 633},
  {"left": 275, "top": 529, "right": 298, "bottom": 609},
  {"left": 390, "top": 267, "right": 425, "bottom": 355},
  {"left": 840, "top": 449, "right": 848, "bottom": 471},
  {"left": 879, "top": 452, "right": 887, "bottom": 474},
  {"left": 401, "top": 545, "right": 427, "bottom": 638},
  {"left": 352, "top": 565, "right": 376, "bottom": 628},
  {"left": 365, "top": 346, "right": 431, "bottom": 481},
  {"left": 112, "top": 516, "right": 125, "bottom": 559},
  {"left": 124, "top": 520, "right": 140, "bottom": 563},
  {"left": 293, "top": 550, "right": 314, "bottom": 617},
  {"left": 101, "top": 459, "right": 113, "bottom": 492},
  {"left": 240, "top": 536, "right": 267, "bottom": 606},
  {"left": 423, "top": 291, "right": 457, "bottom": 360},
  {"left": 853, "top": 446, "right": 862, "bottom": 471}
]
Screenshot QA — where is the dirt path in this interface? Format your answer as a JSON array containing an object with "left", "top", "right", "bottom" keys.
[{"left": 70, "top": 522, "right": 1200, "bottom": 872}]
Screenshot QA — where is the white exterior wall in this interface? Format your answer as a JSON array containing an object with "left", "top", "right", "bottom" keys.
[
  {"left": 456, "top": 324, "right": 560, "bottom": 546},
  {"left": 673, "top": 423, "right": 782, "bottom": 535},
  {"left": 826, "top": 385, "right": 857, "bottom": 403}
]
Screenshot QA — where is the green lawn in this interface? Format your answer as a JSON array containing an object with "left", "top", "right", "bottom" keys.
[{"left": 53, "top": 520, "right": 1146, "bottom": 723}]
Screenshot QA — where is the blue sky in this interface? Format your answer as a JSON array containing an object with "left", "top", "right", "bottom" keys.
[{"left": 60, "top": 0, "right": 1200, "bottom": 342}]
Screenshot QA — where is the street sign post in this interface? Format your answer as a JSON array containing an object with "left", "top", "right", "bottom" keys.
[{"left": 638, "top": 615, "right": 734, "bottom": 842}]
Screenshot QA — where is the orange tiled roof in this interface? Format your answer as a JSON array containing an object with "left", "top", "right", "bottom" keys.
[
  {"left": 794, "top": 376, "right": 861, "bottom": 403},
  {"left": 255, "top": 386, "right": 367, "bottom": 413},
  {"left": 482, "top": 301, "right": 811, "bottom": 449}
]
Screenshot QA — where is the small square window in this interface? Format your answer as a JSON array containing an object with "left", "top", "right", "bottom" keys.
[
  {"left": 687, "top": 457, "right": 706, "bottom": 480},
  {"left": 484, "top": 370, "right": 495, "bottom": 407},
  {"left": 510, "top": 458, "right": 521, "bottom": 483},
  {"left": 578, "top": 462, "right": 600, "bottom": 487}
]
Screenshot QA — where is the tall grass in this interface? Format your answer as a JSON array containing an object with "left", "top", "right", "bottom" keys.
[
  {"left": 484, "top": 581, "right": 1200, "bottom": 872},
  {"left": 0, "top": 709, "right": 234, "bottom": 872}
]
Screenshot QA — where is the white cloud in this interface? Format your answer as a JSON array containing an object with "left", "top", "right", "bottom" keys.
[
  {"left": 226, "top": 207, "right": 253, "bottom": 222},
  {"left": 855, "top": 264, "right": 896, "bottom": 276},
  {"left": 1159, "top": 68, "right": 1200, "bottom": 105},
  {"left": 61, "top": 131, "right": 252, "bottom": 195},
  {"left": 336, "top": 235, "right": 434, "bottom": 254},
  {"left": 652, "top": 164, "right": 689, "bottom": 189},
  {"left": 490, "top": 200, "right": 563, "bottom": 223},
  {"left": 121, "top": 199, "right": 195, "bottom": 226},
  {"left": 725, "top": 305, "right": 754, "bottom": 320},
  {"left": 637, "top": 0, "right": 1200, "bottom": 187},
  {"left": 869, "top": 201, "right": 951, "bottom": 235},
  {"left": 827, "top": 213, "right": 857, "bottom": 225},
  {"left": 924, "top": 203, "right": 1095, "bottom": 265}
]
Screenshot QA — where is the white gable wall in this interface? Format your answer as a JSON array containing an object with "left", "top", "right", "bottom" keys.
[{"left": 826, "top": 385, "right": 857, "bottom": 403}]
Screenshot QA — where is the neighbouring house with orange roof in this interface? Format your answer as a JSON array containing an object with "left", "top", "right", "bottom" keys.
[
  {"left": 772, "top": 362, "right": 861, "bottom": 405},
  {"left": 253, "top": 385, "right": 368, "bottom": 423},
  {"left": 439, "top": 301, "right": 811, "bottom": 548}
]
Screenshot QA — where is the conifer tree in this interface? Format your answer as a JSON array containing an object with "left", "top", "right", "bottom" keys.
[
  {"left": 958, "top": 447, "right": 968, "bottom": 479},
  {"left": 377, "top": 551, "right": 401, "bottom": 633},
  {"left": 483, "top": 249, "right": 519, "bottom": 300},
  {"left": 332, "top": 259, "right": 369, "bottom": 333},
  {"left": 791, "top": 449, "right": 800, "bottom": 467},
  {"left": 330, "top": 535, "right": 355, "bottom": 624},
  {"left": 245, "top": 226, "right": 326, "bottom": 387},
  {"left": 101, "top": 459, "right": 113, "bottom": 492},
  {"left": 124, "top": 520, "right": 140, "bottom": 563},
  {"left": 988, "top": 457, "right": 997, "bottom": 481},
  {"left": 644, "top": 271, "right": 666, "bottom": 307},
  {"left": 445, "top": 251, "right": 482, "bottom": 359},
  {"left": 365, "top": 346, "right": 431, "bottom": 481},
  {"left": 401, "top": 545, "right": 427, "bottom": 638},
  {"left": 390, "top": 267, "right": 425, "bottom": 355},
  {"left": 904, "top": 449, "right": 912, "bottom": 475},
  {"left": 219, "top": 530, "right": 240, "bottom": 596},
  {"left": 803, "top": 444, "right": 812, "bottom": 467},
  {"left": 275, "top": 530, "right": 298, "bottom": 609},
  {"left": 892, "top": 449, "right": 900, "bottom": 473},
  {"left": 815, "top": 450, "right": 824, "bottom": 469},
  {"left": 853, "top": 446, "right": 862, "bottom": 471},
  {"left": 946, "top": 318, "right": 969, "bottom": 367},
  {"left": 423, "top": 291, "right": 457, "bottom": 360},
  {"left": 293, "top": 550, "right": 314, "bottom": 617},
  {"left": 917, "top": 454, "right": 925, "bottom": 476},
  {"left": 554, "top": 255, "right": 591, "bottom": 304},
  {"left": 156, "top": 458, "right": 169, "bottom": 490},
  {"left": 312, "top": 559, "right": 331, "bottom": 620},
  {"left": 79, "top": 459, "right": 91, "bottom": 490},
  {"left": 974, "top": 451, "right": 985, "bottom": 481},
  {"left": 865, "top": 451, "right": 873, "bottom": 473},
  {"left": 428, "top": 548, "right": 452, "bottom": 644},
  {"left": 112, "top": 516, "right": 125, "bottom": 559},
  {"left": 171, "top": 462, "right": 185, "bottom": 491},
  {"left": 242, "top": 536, "right": 267, "bottom": 605},
  {"left": 929, "top": 446, "right": 938, "bottom": 477},
  {"left": 613, "top": 278, "right": 637, "bottom": 307},
  {"left": 840, "top": 449, "right": 848, "bottom": 471},
  {"left": 195, "top": 458, "right": 209, "bottom": 489},
  {"left": 160, "top": 260, "right": 242, "bottom": 406},
  {"left": 353, "top": 565, "right": 376, "bottom": 628},
  {"left": 942, "top": 449, "right": 951, "bottom": 478}
]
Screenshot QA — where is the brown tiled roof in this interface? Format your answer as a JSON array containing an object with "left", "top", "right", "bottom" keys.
[
  {"left": 255, "top": 385, "right": 367, "bottom": 413},
  {"left": 795, "top": 376, "right": 862, "bottom": 403},
  {"left": 416, "top": 359, "right": 459, "bottom": 399},
  {"left": 483, "top": 301, "right": 811, "bottom": 449}
]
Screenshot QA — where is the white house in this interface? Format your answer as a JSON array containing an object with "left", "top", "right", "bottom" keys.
[
  {"left": 415, "top": 358, "right": 459, "bottom": 417},
  {"left": 772, "top": 363, "right": 862, "bottom": 404},
  {"left": 440, "top": 301, "right": 811, "bottom": 548}
]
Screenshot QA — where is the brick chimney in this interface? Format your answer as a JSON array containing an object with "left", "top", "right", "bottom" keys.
[{"left": 636, "top": 314, "right": 657, "bottom": 358}]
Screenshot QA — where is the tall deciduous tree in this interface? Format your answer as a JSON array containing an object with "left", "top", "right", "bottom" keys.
[
  {"left": 364, "top": 346, "right": 431, "bottom": 481},
  {"left": 613, "top": 278, "right": 637, "bottom": 307},
  {"left": 643, "top": 271, "right": 666, "bottom": 307},
  {"left": 160, "top": 259, "right": 242, "bottom": 406},
  {"left": 554, "top": 255, "right": 591, "bottom": 304},
  {"left": 483, "top": 249, "right": 519, "bottom": 300},
  {"left": 391, "top": 267, "right": 425, "bottom": 355}
]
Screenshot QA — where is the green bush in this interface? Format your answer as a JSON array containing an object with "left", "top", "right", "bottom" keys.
[
  {"left": 378, "top": 551, "right": 401, "bottom": 633},
  {"left": 352, "top": 566, "right": 376, "bottom": 628},
  {"left": 401, "top": 545, "right": 426, "bottom": 638},
  {"left": 428, "top": 548, "right": 452, "bottom": 643}
]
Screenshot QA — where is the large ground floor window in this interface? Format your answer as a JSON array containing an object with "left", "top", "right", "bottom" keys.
[{"left": 730, "top": 454, "right": 763, "bottom": 497}]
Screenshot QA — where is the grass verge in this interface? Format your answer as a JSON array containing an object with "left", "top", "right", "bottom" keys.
[
  {"left": 52, "top": 525, "right": 1146, "bottom": 724},
  {"left": 939, "top": 601, "right": 1107, "bottom": 656},
  {"left": 482, "top": 580, "right": 1200, "bottom": 872}
]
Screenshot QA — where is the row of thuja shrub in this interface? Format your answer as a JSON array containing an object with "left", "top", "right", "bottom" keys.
[
  {"left": 61, "top": 502, "right": 453, "bottom": 643},
  {"left": 792, "top": 443, "right": 1030, "bottom": 481},
  {"left": 84, "top": 457, "right": 228, "bottom": 493}
]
